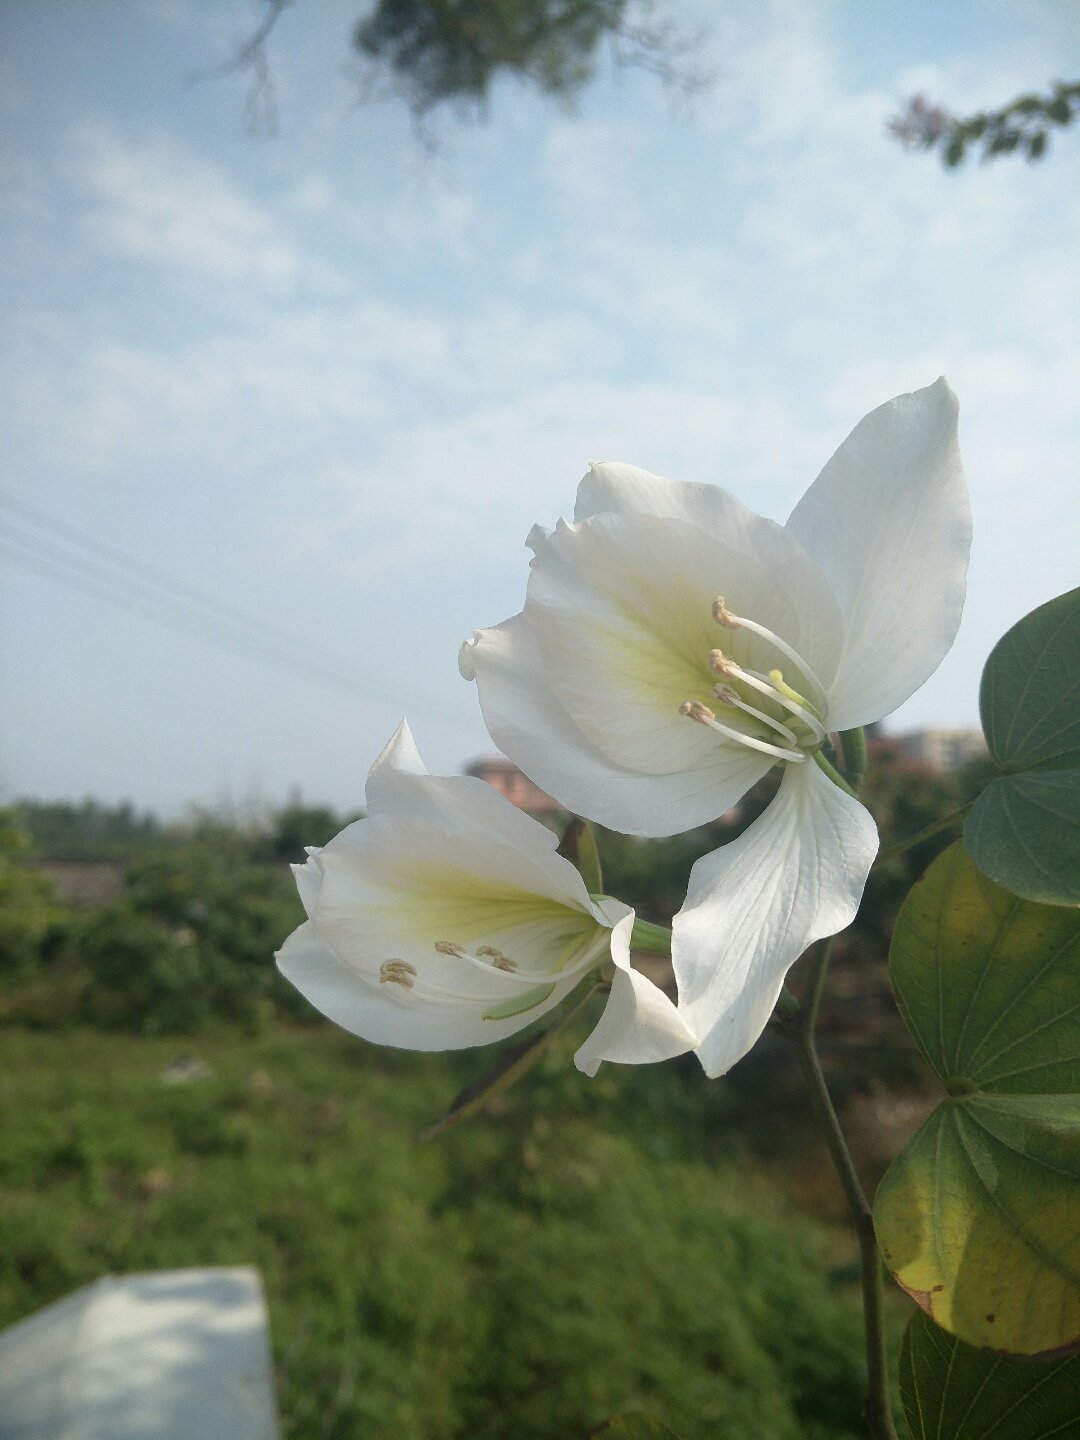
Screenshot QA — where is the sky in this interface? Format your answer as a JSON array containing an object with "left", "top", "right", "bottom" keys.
[{"left": 1, "top": 0, "right": 1078, "bottom": 817}]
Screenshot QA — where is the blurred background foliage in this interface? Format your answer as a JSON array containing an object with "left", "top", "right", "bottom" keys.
[{"left": 0, "top": 742, "right": 989, "bottom": 1437}]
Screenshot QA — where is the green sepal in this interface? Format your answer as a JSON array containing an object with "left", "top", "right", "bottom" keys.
[
  {"left": 419, "top": 983, "right": 599, "bottom": 1140},
  {"left": 627, "top": 917, "right": 672, "bottom": 956},
  {"left": 839, "top": 726, "right": 867, "bottom": 789},
  {"left": 482, "top": 982, "right": 556, "bottom": 1022},
  {"left": 557, "top": 814, "right": 604, "bottom": 895}
]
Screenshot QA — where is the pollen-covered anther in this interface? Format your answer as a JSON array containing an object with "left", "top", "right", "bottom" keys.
[
  {"left": 477, "top": 945, "right": 517, "bottom": 972},
  {"left": 714, "top": 685, "right": 740, "bottom": 706},
  {"left": 712, "top": 596, "right": 740, "bottom": 629},
  {"left": 379, "top": 959, "right": 417, "bottom": 988},
  {"left": 681, "top": 695, "right": 806, "bottom": 762},
  {"left": 434, "top": 941, "right": 466, "bottom": 957},
  {"left": 708, "top": 648, "right": 739, "bottom": 677},
  {"left": 679, "top": 699, "right": 716, "bottom": 724}
]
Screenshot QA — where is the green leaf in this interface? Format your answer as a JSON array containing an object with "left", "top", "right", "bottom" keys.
[
  {"left": 979, "top": 587, "right": 1080, "bottom": 772},
  {"left": 889, "top": 843, "right": 1080, "bottom": 1094},
  {"left": 876, "top": 1095, "right": 1080, "bottom": 1355},
  {"left": 900, "top": 1309, "right": 1080, "bottom": 1440},
  {"left": 966, "top": 587, "right": 1080, "bottom": 905},
  {"left": 965, "top": 773, "right": 1080, "bottom": 907},
  {"left": 585, "top": 1417, "right": 683, "bottom": 1439},
  {"left": 877, "top": 843, "right": 1080, "bottom": 1355}
]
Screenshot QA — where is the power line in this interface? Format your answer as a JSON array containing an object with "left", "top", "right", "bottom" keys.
[
  {"left": 0, "top": 493, "right": 477, "bottom": 731},
  {"left": 0, "top": 488, "right": 387, "bottom": 681}
]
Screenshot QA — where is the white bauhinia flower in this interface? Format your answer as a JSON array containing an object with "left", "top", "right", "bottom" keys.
[
  {"left": 460, "top": 379, "right": 971, "bottom": 1078},
  {"left": 276, "top": 720, "right": 695, "bottom": 1074}
]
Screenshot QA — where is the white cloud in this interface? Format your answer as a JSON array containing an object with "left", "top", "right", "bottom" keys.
[{"left": 74, "top": 127, "right": 307, "bottom": 292}]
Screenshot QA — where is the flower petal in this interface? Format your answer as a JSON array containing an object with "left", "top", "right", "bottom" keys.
[
  {"left": 461, "top": 611, "right": 773, "bottom": 836},
  {"left": 363, "top": 718, "right": 612, "bottom": 918},
  {"left": 672, "top": 761, "right": 879, "bottom": 1078},
  {"left": 786, "top": 378, "right": 970, "bottom": 729},
  {"left": 313, "top": 814, "right": 601, "bottom": 982},
  {"left": 524, "top": 509, "right": 841, "bottom": 783},
  {"left": 574, "top": 914, "right": 698, "bottom": 1075},
  {"left": 276, "top": 920, "right": 586, "bottom": 1050}
]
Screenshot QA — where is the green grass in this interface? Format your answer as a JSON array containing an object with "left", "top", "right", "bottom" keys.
[{"left": 1, "top": 1023, "right": 884, "bottom": 1439}]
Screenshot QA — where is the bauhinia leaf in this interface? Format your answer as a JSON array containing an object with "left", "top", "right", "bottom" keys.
[
  {"left": 900, "top": 1308, "right": 1080, "bottom": 1439},
  {"left": 876, "top": 842, "right": 1080, "bottom": 1355},
  {"left": 965, "top": 586, "right": 1080, "bottom": 905}
]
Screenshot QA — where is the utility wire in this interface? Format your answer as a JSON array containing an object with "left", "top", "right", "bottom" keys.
[
  {"left": 0, "top": 494, "right": 477, "bottom": 730},
  {"left": 0, "top": 488, "right": 384, "bottom": 681}
]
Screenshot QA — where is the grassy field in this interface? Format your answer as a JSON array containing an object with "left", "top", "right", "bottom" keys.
[{"left": 0, "top": 1021, "right": 905, "bottom": 1439}]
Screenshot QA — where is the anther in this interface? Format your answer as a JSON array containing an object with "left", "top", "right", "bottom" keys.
[
  {"left": 711, "top": 603, "right": 828, "bottom": 711},
  {"left": 379, "top": 960, "right": 417, "bottom": 988},
  {"left": 712, "top": 596, "right": 740, "bottom": 629},
  {"left": 680, "top": 700, "right": 715, "bottom": 724},
  {"left": 709, "top": 648, "right": 739, "bottom": 677},
  {"left": 434, "top": 941, "right": 466, "bottom": 957},
  {"left": 680, "top": 698, "right": 806, "bottom": 762},
  {"left": 477, "top": 945, "right": 517, "bottom": 972}
]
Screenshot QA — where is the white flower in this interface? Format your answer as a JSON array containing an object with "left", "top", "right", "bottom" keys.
[
  {"left": 276, "top": 720, "right": 694, "bottom": 1074},
  {"left": 460, "top": 380, "right": 970, "bottom": 1077}
]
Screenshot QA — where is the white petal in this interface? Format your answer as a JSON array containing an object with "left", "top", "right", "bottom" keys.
[
  {"left": 364, "top": 717, "right": 428, "bottom": 812},
  {"left": 574, "top": 914, "right": 697, "bottom": 1075},
  {"left": 313, "top": 814, "right": 601, "bottom": 982},
  {"left": 527, "top": 512, "right": 841, "bottom": 769},
  {"left": 461, "top": 611, "right": 773, "bottom": 836},
  {"left": 786, "top": 378, "right": 970, "bottom": 729},
  {"left": 361, "top": 719, "right": 611, "bottom": 919},
  {"left": 276, "top": 921, "right": 585, "bottom": 1051},
  {"left": 566, "top": 486, "right": 845, "bottom": 694},
  {"left": 291, "top": 853, "right": 322, "bottom": 918},
  {"left": 672, "top": 761, "right": 879, "bottom": 1078}
]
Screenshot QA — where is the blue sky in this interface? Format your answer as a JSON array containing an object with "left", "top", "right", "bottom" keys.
[{"left": 1, "top": 0, "right": 1078, "bottom": 816}]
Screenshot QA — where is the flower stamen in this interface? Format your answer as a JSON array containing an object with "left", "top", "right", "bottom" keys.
[
  {"left": 679, "top": 700, "right": 806, "bottom": 762},
  {"left": 712, "top": 596, "right": 828, "bottom": 713},
  {"left": 714, "top": 684, "right": 799, "bottom": 744},
  {"left": 710, "top": 649, "right": 826, "bottom": 745},
  {"left": 379, "top": 959, "right": 417, "bottom": 988},
  {"left": 477, "top": 945, "right": 518, "bottom": 972}
]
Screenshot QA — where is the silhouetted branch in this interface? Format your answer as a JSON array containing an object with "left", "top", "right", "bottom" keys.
[{"left": 888, "top": 80, "right": 1080, "bottom": 167}]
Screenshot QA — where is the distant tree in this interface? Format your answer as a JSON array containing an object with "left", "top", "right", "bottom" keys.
[
  {"left": 888, "top": 80, "right": 1080, "bottom": 167},
  {"left": 264, "top": 796, "right": 359, "bottom": 862},
  {"left": 0, "top": 810, "right": 69, "bottom": 981},
  {"left": 17, "top": 798, "right": 164, "bottom": 861},
  {"left": 195, "top": 0, "right": 708, "bottom": 135}
]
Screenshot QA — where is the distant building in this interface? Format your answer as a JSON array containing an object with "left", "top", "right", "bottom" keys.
[
  {"left": 896, "top": 727, "right": 988, "bottom": 772},
  {"left": 31, "top": 860, "right": 126, "bottom": 907},
  {"left": 465, "top": 757, "right": 563, "bottom": 813}
]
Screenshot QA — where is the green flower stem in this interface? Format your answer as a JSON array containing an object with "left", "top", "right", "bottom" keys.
[
  {"left": 876, "top": 802, "right": 973, "bottom": 866},
  {"left": 814, "top": 750, "right": 857, "bottom": 797},
  {"left": 840, "top": 727, "right": 868, "bottom": 789},
  {"left": 628, "top": 917, "right": 672, "bottom": 955},
  {"left": 792, "top": 720, "right": 898, "bottom": 1440},
  {"left": 788, "top": 979, "right": 898, "bottom": 1440}
]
